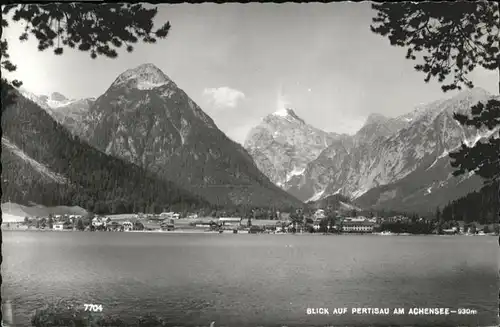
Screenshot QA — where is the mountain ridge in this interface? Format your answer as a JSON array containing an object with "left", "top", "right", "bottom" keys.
[
  {"left": 2, "top": 82, "right": 209, "bottom": 214},
  {"left": 246, "top": 87, "right": 495, "bottom": 213},
  {"left": 292, "top": 87, "right": 493, "bottom": 202},
  {"left": 74, "top": 63, "right": 303, "bottom": 209},
  {"left": 245, "top": 107, "right": 342, "bottom": 188}
]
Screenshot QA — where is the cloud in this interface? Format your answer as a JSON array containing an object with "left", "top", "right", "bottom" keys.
[{"left": 203, "top": 86, "right": 245, "bottom": 108}]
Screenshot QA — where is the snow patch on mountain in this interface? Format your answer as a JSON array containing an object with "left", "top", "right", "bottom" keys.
[
  {"left": 286, "top": 167, "right": 305, "bottom": 182},
  {"left": 339, "top": 201, "right": 360, "bottom": 211},
  {"left": 351, "top": 187, "right": 370, "bottom": 199},
  {"left": 19, "top": 89, "right": 50, "bottom": 109},
  {"left": 273, "top": 108, "right": 289, "bottom": 117},
  {"left": 270, "top": 108, "right": 305, "bottom": 124},
  {"left": 307, "top": 189, "right": 326, "bottom": 202},
  {"left": 47, "top": 98, "right": 77, "bottom": 108},
  {"left": 19, "top": 89, "right": 92, "bottom": 110}
]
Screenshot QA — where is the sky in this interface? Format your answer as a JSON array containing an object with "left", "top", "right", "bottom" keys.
[{"left": 3, "top": 3, "right": 498, "bottom": 144}]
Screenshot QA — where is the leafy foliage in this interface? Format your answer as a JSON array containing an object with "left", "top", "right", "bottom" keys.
[
  {"left": 1, "top": 3, "right": 170, "bottom": 88},
  {"left": 371, "top": 2, "right": 499, "bottom": 92},
  {"left": 371, "top": 1, "right": 500, "bottom": 224},
  {"left": 379, "top": 221, "right": 435, "bottom": 234},
  {"left": 449, "top": 99, "right": 500, "bottom": 182}
]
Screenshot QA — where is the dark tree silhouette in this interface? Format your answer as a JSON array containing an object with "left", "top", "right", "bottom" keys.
[
  {"left": 371, "top": 1, "right": 499, "bottom": 230},
  {"left": 371, "top": 2, "right": 498, "bottom": 93},
  {"left": 449, "top": 100, "right": 500, "bottom": 183},
  {"left": 1, "top": 3, "right": 171, "bottom": 87}
]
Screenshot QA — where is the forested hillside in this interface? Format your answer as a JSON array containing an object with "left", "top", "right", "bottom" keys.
[
  {"left": 438, "top": 180, "right": 499, "bottom": 224},
  {"left": 1, "top": 84, "right": 209, "bottom": 214}
]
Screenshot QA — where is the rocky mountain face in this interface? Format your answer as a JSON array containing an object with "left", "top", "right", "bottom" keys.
[
  {"left": 353, "top": 90, "right": 498, "bottom": 213},
  {"left": 353, "top": 113, "right": 407, "bottom": 145},
  {"left": 76, "top": 63, "right": 301, "bottom": 208},
  {"left": 19, "top": 89, "right": 94, "bottom": 136},
  {"left": 244, "top": 108, "right": 344, "bottom": 187},
  {"left": 1, "top": 83, "right": 208, "bottom": 213},
  {"left": 247, "top": 87, "right": 495, "bottom": 214}
]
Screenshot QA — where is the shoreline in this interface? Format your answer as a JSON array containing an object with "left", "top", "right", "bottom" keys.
[{"left": 2, "top": 227, "right": 497, "bottom": 237}]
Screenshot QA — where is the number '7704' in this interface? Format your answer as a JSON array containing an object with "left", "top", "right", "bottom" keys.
[{"left": 84, "top": 304, "right": 103, "bottom": 312}]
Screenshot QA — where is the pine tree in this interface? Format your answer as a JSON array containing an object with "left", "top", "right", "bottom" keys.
[{"left": 76, "top": 218, "right": 84, "bottom": 231}]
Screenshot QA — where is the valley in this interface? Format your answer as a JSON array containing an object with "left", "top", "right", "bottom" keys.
[
  {"left": 1, "top": 3, "right": 498, "bottom": 327},
  {"left": 4, "top": 66, "right": 498, "bottom": 220}
]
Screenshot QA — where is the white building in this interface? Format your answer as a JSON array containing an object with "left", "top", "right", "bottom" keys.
[
  {"left": 53, "top": 224, "right": 64, "bottom": 231},
  {"left": 160, "top": 212, "right": 180, "bottom": 220},
  {"left": 443, "top": 227, "right": 458, "bottom": 234},
  {"left": 92, "top": 217, "right": 108, "bottom": 228},
  {"left": 219, "top": 217, "right": 242, "bottom": 227},
  {"left": 344, "top": 217, "right": 367, "bottom": 223},
  {"left": 342, "top": 221, "right": 374, "bottom": 233},
  {"left": 122, "top": 221, "right": 133, "bottom": 231}
]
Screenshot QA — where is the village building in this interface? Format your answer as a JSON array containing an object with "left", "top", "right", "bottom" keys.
[
  {"left": 160, "top": 212, "right": 180, "bottom": 220},
  {"left": 313, "top": 218, "right": 323, "bottom": 231},
  {"left": 53, "top": 224, "right": 64, "bottom": 231},
  {"left": 218, "top": 217, "right": 242, "bottom": 228},
  {"left": 160, "top": 219, "right": 175, "bottom": 231},
  {"left": 344, "top": 217, "right": 367, "bottom": 223},
  {"left": 122, "top": 221, "right": 133, "bottom": 231},
  {"left": 342, "top": 220, "right": 375, "bottom": 233},
  {"left": 384, "top": 215, "right": 411, "bottom": 223},
  {"left": 106, "top": 221, "right": 122, "bottom": 231},
  {"left": 195, "top": 222, "right": 212, "bottom": 228},
  {"left": 442, "top": 227, "right": 458, "bottom": 234},
  {"left": 91, "top": 216, "right": 108, "bottom": 228}
]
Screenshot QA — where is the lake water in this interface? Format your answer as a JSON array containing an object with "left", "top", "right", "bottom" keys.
[{"left": 2, "top": 231, "right": 498, "bottom": 326}]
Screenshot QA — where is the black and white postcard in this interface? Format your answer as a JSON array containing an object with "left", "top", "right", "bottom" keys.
[{"left": 1, "top": 2, "right": 499, "bottom": 326}]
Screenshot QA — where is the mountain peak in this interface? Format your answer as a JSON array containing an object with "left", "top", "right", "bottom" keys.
[
  {"left": 110, "top": 63, "right": 172, "bottom": 90},
  {"left": 50, "top": 92, "right": 68, "bottom": 102},
  {"left": 271, "top": 108, "right": 304, "bottom": 123},
  {"left": 273, "top": 107, "right": 294, "bottom": 117}
]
